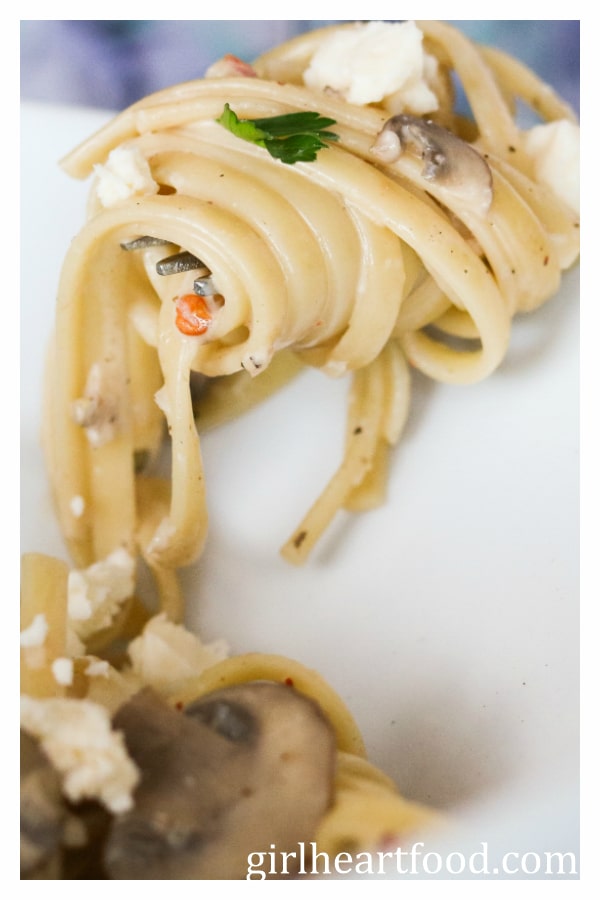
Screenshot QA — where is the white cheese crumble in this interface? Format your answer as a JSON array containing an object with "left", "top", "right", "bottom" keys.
[
  {"left": 71, "top": 362, "right": 120, "bottom": 449},
  {"left": 67, "top": 547, "right": 136, "bottom": 641},
  {"left": 523, "top": 119, "right": 580, "bottom": 214},
  {"left": 69, "top": 495, "right": 86, "bottom": 518},
  {"left": 51, "top": 657, "right": 74, "bottom": 686},
  {"left": 127, "top": 613, "right": 229, "bottom": 691},
  {"left": 20, "top": 613, "right": 49, "bottom": 648},
  {"left": 94, "top": 145, "right": 159, "bottom": 208},
  {"left": 20, "top": 695, "right": 139, "bottom": 814},
  {"left": 85, "top": 658, "right": 111, "bottom": 677},
  {"left": 303, "top": 20, "right": 439, "bottom": 113}
]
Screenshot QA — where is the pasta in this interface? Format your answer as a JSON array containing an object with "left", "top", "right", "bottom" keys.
[
  {"left": 20, "top": 552, "right": 443, "bottom": 879},
  {"left": 41, "top": 20, "right": 579, "bottom": 609}
]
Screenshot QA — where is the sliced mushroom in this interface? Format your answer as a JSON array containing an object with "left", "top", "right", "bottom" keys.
[
  {"left": 193, "top": 274, "right": 219, "bottom": 297},
  {"left": 105, "top": 682, "right": 337, "bottom": 879},
  {"left": 120, "top": 236, "right": 171, "bottom": 251},
  {"left": 155, "top": 250, "right": 209, "bottom": 276},
  {"left": 20, "top": 730, "right": 67, "bottom": 877},
  {"left": 121, "top": 237, "right": 222, "bottom": 305},
  {"left": 21, "top": 730, "right": 115, "bottom": 879},
  {"left": 371, "top": 114, "right": 493, "bottom": 216},
  {"left": 59, "top": 801, "right": 114, "bottom": 880}
]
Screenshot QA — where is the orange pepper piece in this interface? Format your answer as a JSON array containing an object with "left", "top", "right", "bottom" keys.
[{"left": 174, "top": 293, "right": 212, "bottom": 336}]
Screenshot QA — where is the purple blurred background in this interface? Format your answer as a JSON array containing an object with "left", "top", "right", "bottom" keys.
[{"left": 20, "top": 20, "right": 579, "bottom": 115}]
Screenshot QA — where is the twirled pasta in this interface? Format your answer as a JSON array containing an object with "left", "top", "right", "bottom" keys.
[
  {"left": 44, "top": 20, "right": 580, "bottom": 608},
  {"left": 20, "top": 552, "right": 443, "bottom": 879}
]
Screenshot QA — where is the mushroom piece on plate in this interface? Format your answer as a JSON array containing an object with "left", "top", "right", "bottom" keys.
[{"left": 105, "top": 682, "right": 337, "bottom": 879}]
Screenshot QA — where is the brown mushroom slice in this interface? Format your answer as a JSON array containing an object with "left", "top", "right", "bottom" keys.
[
  {"left": 20, "top": 730, "right": 67, "bottom": 878},
  {"left": 60, "top": 802, "right": 112, "bottom": 881},
  {"left": 105, "top": 682, "right": 337, "bottom": 879},
  {"left": 371, "top": 114, "right": 493, "bottom": 217}
]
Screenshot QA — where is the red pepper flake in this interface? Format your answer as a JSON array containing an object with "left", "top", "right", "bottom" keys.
[
  {"left": 378, "top": 832, "right": 400, "bottom": 851},
  {"left": 223, "top": 54, "right": 257, "bottom": 77},
  {"left": 174, "top": 293, "right": 213, "bottom": 336},
  {"left": 284, "top": 677, "right": 294, "bottom": 687},
  {"left": 174, "top": 701, "right": 184, "bottom": 711}
]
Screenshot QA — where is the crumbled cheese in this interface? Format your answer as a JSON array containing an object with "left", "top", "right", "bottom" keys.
[
  {"left": 71, "top": 362, "right": 120, "bottom": 449},
  {"left": 127, "top": 613, "right": 229, "bottom": 691},
  {"left": 20, "top": 695, "right": 139, "bottom": 814},
  {"left": 20, "top": 613, "right": 49, "bottom": 648},
  {"left": 303, "top": 20, "right": 438, "bottom": 113},
  {"left": 94, "top": 145, "right": 158, "bottom": 208},
  {"left": 67, "top": 548, "right": 136, "bottom": 641},
  {"left": 67, "top": 587, "right": 93, "bottom": 622},
  {"left": 69, "top": 495, "right": 85, "bottom": 518},
  {"left": 84, "top": 658, "right": 111, "bottom": 678},
  {"left": 523, "top": 119, "right": 580, "bottom": 214},
  {"left": 51, "top": 657, "right": 74, "bottom": 686}
]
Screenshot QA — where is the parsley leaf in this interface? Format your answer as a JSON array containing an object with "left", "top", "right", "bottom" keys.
[
  {"left": 216, "top": 103, "right": 339, "bottom": 165},
  {"left": 216, "top": 103, "right": 269, "bottom": 147}
]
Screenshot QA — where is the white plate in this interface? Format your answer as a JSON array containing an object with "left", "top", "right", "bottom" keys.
[{"left": 20, "top": 101, "right": 579, "bottom": 877}]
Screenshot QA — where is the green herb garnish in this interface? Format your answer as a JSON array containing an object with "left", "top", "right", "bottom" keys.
[{"left": 216, "top": 103, "right": 339, "bottom": 164}]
